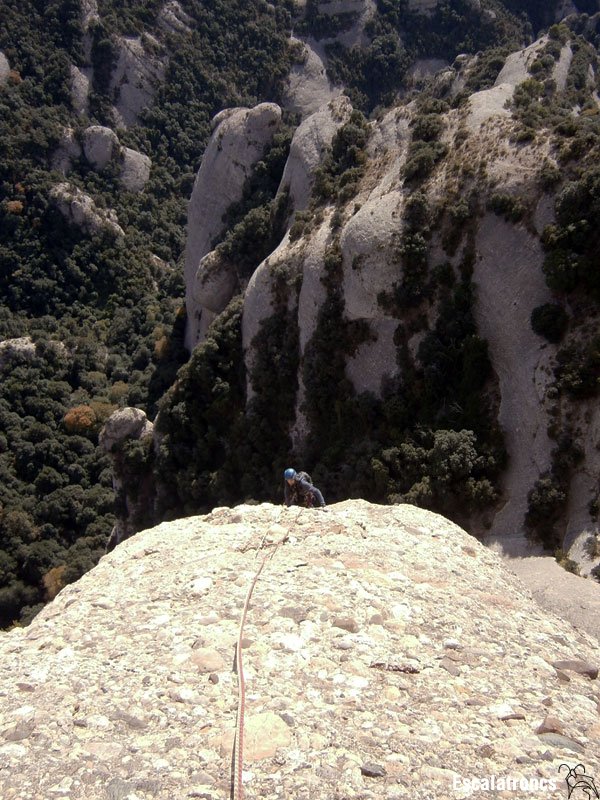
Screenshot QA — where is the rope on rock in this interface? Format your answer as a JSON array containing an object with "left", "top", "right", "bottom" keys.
[
  {"left": 232, "top": 510, "right": 303, "bottom": 800},
  {"left": 233, "top": 548, "right": 269, "bottom": 800}
]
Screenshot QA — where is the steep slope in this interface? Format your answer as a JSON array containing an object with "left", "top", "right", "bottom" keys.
[
  {"left": 174, "top": 20, "right": 600, "bottom": 563},
  {"left": 184, "top": 103, "right": 284, "bottom": 347},
  {"left": 1, "top": 501, "right": 600, "bottom": 799}
]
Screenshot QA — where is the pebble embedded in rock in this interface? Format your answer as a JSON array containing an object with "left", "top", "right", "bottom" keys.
[
  {"left": 332, "top": 617, "right": 360, "bottom": 633},
  {"left": 1, "top": 500, "right": 600, "bottom": 800},
  {"left": 552, "top": 660, "right": 599, "bottom": 680},
  {"left": 361, "top": 762, "right": 387, "bottom": 778},
  {"left": 536, "top": 716, "right": 564, "bottom": 735}
]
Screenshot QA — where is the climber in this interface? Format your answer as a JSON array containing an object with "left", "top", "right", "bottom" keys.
[{"left": 283, "top": 467, "right": 326, "bottom": 509}]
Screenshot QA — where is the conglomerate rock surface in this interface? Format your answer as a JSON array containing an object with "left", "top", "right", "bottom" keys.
[{"left": 1, "top": 500, "right": 600, "bottom": 799}]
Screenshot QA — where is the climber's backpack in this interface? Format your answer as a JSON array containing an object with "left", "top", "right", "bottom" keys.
[{"left": 295, "top": 470, "right": 312, "bottom": 485}]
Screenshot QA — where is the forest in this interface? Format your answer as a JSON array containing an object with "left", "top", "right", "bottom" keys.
[{"left": 0, "top": 0, "right": 296, "bottom": 626}]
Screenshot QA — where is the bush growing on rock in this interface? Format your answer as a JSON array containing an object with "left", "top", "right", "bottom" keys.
[
  {"left": 539, "top": 160, "right": 561, "bottom": 189},
  {"left": 465, "top": 47, "right": 509, "bottom": 93},
  {"left": 404, "top": 141, "right": 448, "bottom": 182},
  {"left": 513, "top": 78, "right": 545, "bottom": 107},
  {"left": 540, "top": 167, "right": 600, "bottom": 301},
  {"left": 526, "top": 475, "right": 566, "bottom": 546},
  {"left": 217, "top": 200, "right": 286, "bottom": 283},
  {"left": 411, "top": 113, "right": 446, "bottom": 142},
  {"left": 530, "top": 303, "right": 569, "bottom": 343},
  {"left": 541, "top": 247, "right": 580, "bottom": 293},
  {"left": 554, "top": 548, "right": 580, "bottom": 574},
  {"left": 380, "top": 429, "right": 498, "bottom": 514},
  {"left": 404, "top": 190, "right": 430, "bottom": 229},
  {"left": 395, "top": 232, "right": 430, "bottom": 307},
  {"left": 313, "top": 110, "right": 370, "bottom": 205},
  {"left": 488, "top": 193, "right": 526, "bottom": 223},
  {"left": 554, "top": 336, "right": 600, "bottom": 398}
]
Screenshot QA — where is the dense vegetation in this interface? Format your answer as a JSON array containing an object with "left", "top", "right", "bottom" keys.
[
  {"left": 2, "top": 0, "right": 600, "bottom": 624},
  {"left": 321, "top": 0, "right": 530, "bottom": 112},
  {"left": 0, "top": 0, "right": 295, "bottom": 626}
]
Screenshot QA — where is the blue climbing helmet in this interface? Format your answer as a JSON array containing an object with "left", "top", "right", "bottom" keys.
[{"left": 284, "top": 468, "right": 296, "bottom": 480}]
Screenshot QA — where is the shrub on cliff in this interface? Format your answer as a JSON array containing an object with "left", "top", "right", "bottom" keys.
[
  {"left": 540, "top": 167, "right": 600, "bottom": 301},
  {"left": 526, "top": 475, "right": 566, "bottom": 548},
  {"left": 313, "top": 111, "right": 370, "bottom": 205},
  {"left": 153, "top": 297, "right": 246, "bottom": 513},
  {"left": 378, "top": 429, "right": 498, "bottom": 514},
  {"left": 555, "top": 337, "right": 600, "bottom": 399},
  {"left": 530, "top": 303, "right": 569, "bottom": 343}
]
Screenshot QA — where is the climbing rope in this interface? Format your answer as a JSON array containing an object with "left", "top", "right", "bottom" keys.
[
  {"left": 233, "top": 549, "right": 269, "bottom": 800},
  {"left": 231, "top": 510, "right": 303, "bottom": 800}
]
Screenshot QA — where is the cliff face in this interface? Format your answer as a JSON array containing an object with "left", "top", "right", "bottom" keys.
[
  {"left": 179, "top": 27, "right": 600, "bottom": 559},
  {"left": 2, "top": 500, "right": 600, "bottom": 799},
  {"left": 183, "top": 103, "right": 284, "bottom": 348}
]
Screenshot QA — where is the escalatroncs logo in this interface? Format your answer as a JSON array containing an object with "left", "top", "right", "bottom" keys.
[{"left": 559, "top": 764, "right": 600, "bottom": 799}]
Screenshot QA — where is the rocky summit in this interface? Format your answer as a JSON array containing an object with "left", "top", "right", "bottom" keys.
[{"left": 1, "top": 500, "right": 600, "bottom": 799}]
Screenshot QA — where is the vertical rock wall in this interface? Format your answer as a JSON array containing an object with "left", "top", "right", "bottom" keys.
[
  {"left": 179, "top": 33, "right": 600, "bottom": 555},
  {"left": 473, "top": 214, "right": 556, "bottom": 553},
  {"left": 183, "top": 104, "right": 283, "bottom": 350}
]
